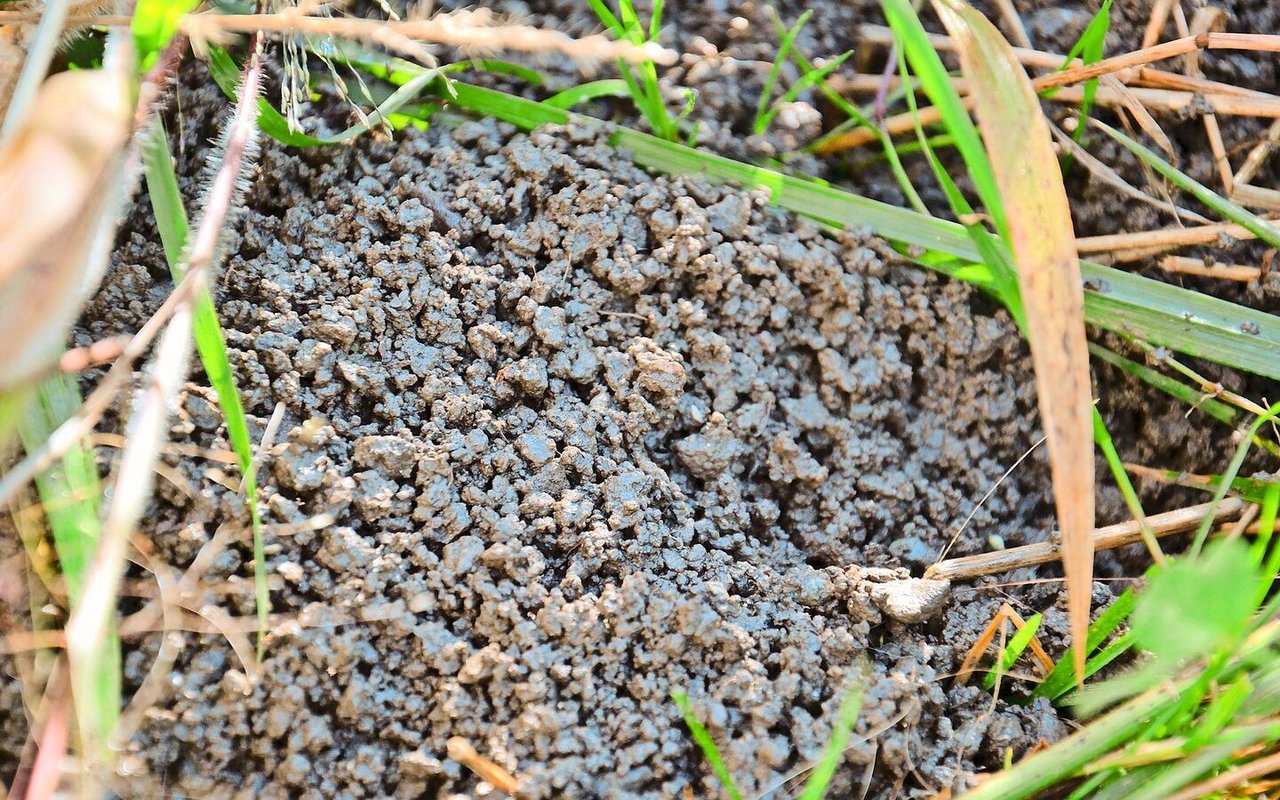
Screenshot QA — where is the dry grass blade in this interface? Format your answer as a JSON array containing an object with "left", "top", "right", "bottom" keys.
[
  {"left": 0, "top": 66, "right": 131, "bottom": 389},
  {"left": 931, "top": 0, "right": 1094, "bottom": 681}
]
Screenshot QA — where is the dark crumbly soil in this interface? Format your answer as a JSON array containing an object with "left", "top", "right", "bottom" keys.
[
  {"left": 2, "top": 0, "right": 1277, "bottom": 797},
  {"left": 86, "top": 94, "right": 1079, "bottom": 798}
]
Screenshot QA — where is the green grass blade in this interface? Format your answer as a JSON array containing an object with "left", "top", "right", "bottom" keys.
[
  {"left": 1092, "top": 408, "right": 1159, "bottom": 559},
  {"left": 881, "top": 0, "right": 1006, "bottom": 236},
  {"left": 544, "top": 78, "right": 630, "bottom": 109},
  {"left": 799, "top": 679, "right": 866, "bottom": 800},
  {"left": 1095, "top": 119, "right": 1280, "bottom": 250},
  {"left": 1190, "top": 403, "right": 1280, "bottom": 555},
  {"left": 648, "top": 0, "right": 664, "bottom": 42},
  {"left": 585, "top": 0, "right": 623, "bottom": 36},
  {"left": 1060, "top": 0, "right": 1111, "bottom": 146},
  {"left": 756, "top": 50, "right": 853, "bottom": 136},
  {"left": 982, "top": 612, "right": 1042, "bottom": 691},
  {"left": 209, "top": 45, "right": 443, "bottom": 147},
  {"left": 961, "top": 682, "right": 1177, "bottom": 800},
  {"left": 1034, "top": 589, "right": 1135, "bottom": 702},
  {"left": 17, "top": 374, "right": 120, "bottom": 761},
  {"left": 672, "top": 690, "right": 744, "bottom": 800},
  {"left": 1088, "top": 342, "right": 1241, "bottom": 429},
  {"left": 142, "top": 113, "right": 269, "bottom": 653},
  {"left": 895, "top": 50, "right": 1021, "bottom": 312},
  {"left": 754, "top": 11, "right": 812, "bottom": 135}
]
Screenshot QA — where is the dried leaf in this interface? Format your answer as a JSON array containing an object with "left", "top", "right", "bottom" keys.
[
  {"left": 930, "top": 0, "right": 1095, "bottom": 680},
  {"left": 0, "top": 67, "right": 132, "bottom": 388}
]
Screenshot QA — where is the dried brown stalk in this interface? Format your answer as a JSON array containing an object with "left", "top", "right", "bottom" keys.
[
  {"left": 1159, "top": 255, "right": 1261, "bottom": 282},
  {"left": 183, "top": 8, "right": 675, "bottom": 66},
  {"left": 1076, "top": 219, "right": 1269, "bottom": 255},
  {"left": 925, "top": 499, "right": 1246, "bottom": 581}
]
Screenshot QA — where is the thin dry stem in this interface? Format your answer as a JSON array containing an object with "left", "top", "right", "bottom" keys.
[
  {"left": 925, "top": 499, "right": 1246, "bottom": 581},
  {"left": 1075, "top": 217, "right": 1273, "bottom": 255},
  {"left": 183, "top": 8, "right": 676, "bottom": 66},
  {"left": 1159, "top": 254, "right": 1261, "bottom": 282}
]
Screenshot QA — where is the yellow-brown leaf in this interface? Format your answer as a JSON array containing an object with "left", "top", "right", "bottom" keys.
[{"left": 931, "top": 0, "right": 1095, "bottom": 681}]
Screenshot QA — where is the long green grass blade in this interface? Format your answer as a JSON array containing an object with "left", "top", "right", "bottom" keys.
[
  {"left": 142, "top": 113, "right": 269, "bottom": 652},
  {"left": 1034, "top": 589, "right": 1135, "bottom": 702},
  {"left": 982, "top": 613, "right": 1042, "bottom": 691},
  {"left": 17, "top": 374, "right": 119, "bottom": 760},
  {"left": 881, "top": 0, "right": 1006, "bottom": 236},
  {"left": 672, "top": 690, "right": 744, "bottom": 800}
]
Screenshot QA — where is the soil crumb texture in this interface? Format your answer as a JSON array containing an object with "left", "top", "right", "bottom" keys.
[{"left": 76, "top": 109, "right": 1083, "bottom": 799}]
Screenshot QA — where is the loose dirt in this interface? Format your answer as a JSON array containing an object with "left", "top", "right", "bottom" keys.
[{"left": 3, "top": 0, "right": 1277, "bottom": 796}]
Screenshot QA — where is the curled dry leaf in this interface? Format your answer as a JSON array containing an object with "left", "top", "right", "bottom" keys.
[
  {"left": 0, "top": 66, "right": 132, "bottom": 388},
  {"left": 930, "top": 0, "right": 1095, "bottom": 681}
]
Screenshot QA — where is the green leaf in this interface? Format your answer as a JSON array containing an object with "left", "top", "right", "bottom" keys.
[
  {"left": 982, "top": 613, "right": 1043, "bottom": 691},
  {"left": 133, "top": 0, "right": 199, "bottom": 69},
  {"left": 672, "top": 690, "right": 744, "bottom": 800},
  {"left": 208, "top": 45, "right": 444, "bottom": 147},
  {"left": 1132, "top": 539, "right": 1261, "bottom": 667},
  {"left": 544, "top": 79, "right": 631, "bottom": 110},
  {"left": 18, "top": 374, "right": 120, "bottom": 761},
  {"left": 882, "top": 0, "right": 1007, "bottom": 236},
  {"left": 1096, "top": 119, "right": 1280, "bottom": 251},
  {"left": 1034, "top": 589, "right": 1135, "bottom": 702}
]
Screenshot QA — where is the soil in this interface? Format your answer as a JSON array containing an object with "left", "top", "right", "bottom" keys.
[{"left": 3, "top": 0, "right": 1278, "bottom": 797}]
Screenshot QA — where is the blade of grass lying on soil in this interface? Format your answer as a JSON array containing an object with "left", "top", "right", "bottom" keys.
[
  {"left": 671, "top": 690, "right": 744, "bottom": 800},
  {"left": 17, "top": 374, "right": 120, "bottom": 763},
  {"left": 411, "top": 80, "right": 1280, "bottom": 385},
  {"left": 1087, "top": 343, "right": 1242, "bottom": 429},
  {"left": 929, "top": 0, "right": 1095, "bottom": 680},
  {"left": 140, "top": 112, "right": 269, "bottom": 653}
]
